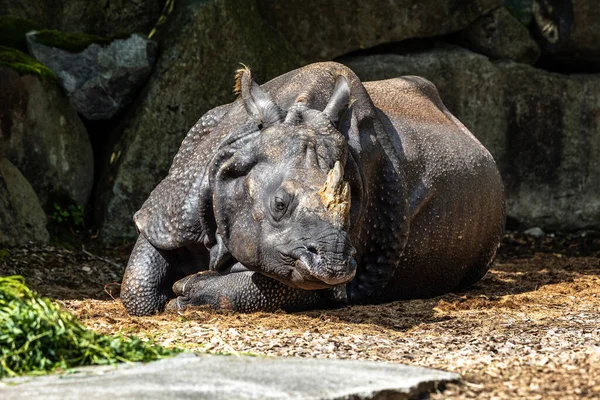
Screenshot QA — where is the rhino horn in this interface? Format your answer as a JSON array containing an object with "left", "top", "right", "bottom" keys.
[
  {"left": 319, "top": 161, "right": 351, "bottom": 227},
  {"left": 234, "top": 65, "right": 284, "bottom": 128},
  {"left": 283, "top": 92, "right": 311, "bottom": 125}
]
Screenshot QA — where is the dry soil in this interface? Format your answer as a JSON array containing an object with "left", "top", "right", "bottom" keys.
[{"left": 1, "top": 231, "right": 599, "bottom": 399}]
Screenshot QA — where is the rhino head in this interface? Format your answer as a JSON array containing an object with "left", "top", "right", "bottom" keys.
[{"left": 210, "top": 67, "right": 357, "bottom": 289}]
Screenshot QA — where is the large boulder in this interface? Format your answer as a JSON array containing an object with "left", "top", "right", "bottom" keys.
[
  {"left": 0, "top": 66, "right": 94, "bottom": 209},
  {"left": 0, "top": 0, "right": 162, "bottom": 37},
  {"left": 27, "top": 32, "right": 158, "bottom": 120},
  {"left": 0, "top": 158, "right": 49, "bottom": 246},
  {"left": 96, "top": 0, "right": 301, "bottom": 242},
  {"left": 341, "top": 45, "right": 600, "bottom": 230},
  {"left": 256, "top": 0, "right": 504, "bottom": 60},
  {"left": 461, "top": 6, "right": 541, "bottom": 64}
]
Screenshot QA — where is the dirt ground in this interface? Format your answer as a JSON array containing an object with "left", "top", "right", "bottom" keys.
[{"left": 1, "top": 231, "right": 599, "bottom": 399}]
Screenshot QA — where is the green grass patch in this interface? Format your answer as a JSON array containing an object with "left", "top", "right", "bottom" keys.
[
  {"left": 0, "top": 46, "right": 55, "bottom": 81},
  {"left": 0, "top": 276, "right": 180, "bottom": 378}
]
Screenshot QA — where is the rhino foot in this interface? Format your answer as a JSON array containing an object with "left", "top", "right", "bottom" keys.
[
  {"left": 166, "top": 270, "right": 236, "bottom": 311},
  {"left": 166, "top": 267, "right": 332, "bottom": 313}
]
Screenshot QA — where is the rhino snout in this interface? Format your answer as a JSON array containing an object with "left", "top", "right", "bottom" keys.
[{"left": 292, "top": 243, "right": 357, "bottom": 286}]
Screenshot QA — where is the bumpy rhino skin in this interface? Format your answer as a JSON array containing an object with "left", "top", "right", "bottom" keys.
[{"left": 120, "top": 62, "right": 505, "bottom": 316}]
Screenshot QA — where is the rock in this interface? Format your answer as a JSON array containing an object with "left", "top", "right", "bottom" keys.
[
  {"left": 341, "top": 45, "right": 600, "bottom": 231},
  {"left": 507, "top": 0, "right": 599, "bottom": 65},
  {"left": 26, "top": 32, "right": 157, "bottom": 120},
  {"left": 96, "top": 0, "right": 301, "bottom": 242},
  {"left": 0, "top": 353, "right": 460, "bottom": 399},
  {"left": 505, "top": 0, "right": 534, "bottom": 25},
  {"left": 554, "top": 0, "right": 600, "bottom": 64},
  {"left": 461, "top": 7, "right": 540, "bottom": 64},
  {"left": 0, "top": 16, "right": 39, "bottom": 51},
  {"left": 0, "top": 158, "right": 49, "bottom": 246},
  {"left": 0, "top": 0, "right": 162, "bottom": 37},
  {"left": 257, "top": 0, "right": 504, "bottom": 60},
  {"left": 524, "top": 227, "right": 545, "bottom": 238},
  {"left": 0, "top": 66, "right": 93, "bottom": 209}
]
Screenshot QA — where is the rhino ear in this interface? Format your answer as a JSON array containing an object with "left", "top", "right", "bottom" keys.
[
  {"left": 323, "top": 75, "right": 350, "bottom": 125},
  {"left": 234, "top": 65, "right": 284, "bottom": 128}
]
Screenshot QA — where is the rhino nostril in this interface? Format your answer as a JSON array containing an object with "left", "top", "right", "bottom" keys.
[
  {"left": 348, "top": 257, "right": 357, "bottom": 271},
  {"left": 305, "top": 245, "right": 319, "bottom": 255}
]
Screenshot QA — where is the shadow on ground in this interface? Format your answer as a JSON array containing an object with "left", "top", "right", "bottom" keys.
[
  {"left": 299, "top": 231, "right": 600, "bottom": 332},
  {"left": 0, "top": 231, "right": 598, "bottom": 333}
]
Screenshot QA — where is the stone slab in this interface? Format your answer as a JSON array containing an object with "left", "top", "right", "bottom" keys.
[{"left": 0, "top": 353, "right": 460, "bottom": 399}]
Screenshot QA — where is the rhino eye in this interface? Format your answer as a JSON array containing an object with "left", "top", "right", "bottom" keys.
[{"left": 270, "top": 193, "right": 291, "bottom": 221}]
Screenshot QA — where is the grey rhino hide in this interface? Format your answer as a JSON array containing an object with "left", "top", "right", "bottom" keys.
[
  {"left": 133, "top": 63, "right": 409, "bottom": 285},
  {"left": 124, "top": 61, "right": 504, "bottom": 316}
]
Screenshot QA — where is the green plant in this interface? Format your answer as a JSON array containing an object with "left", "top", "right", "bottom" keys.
[
  {"left": 0, "top": 276, "right": 180, "bottom": 378},
  {"left": 149, "top": 0, "right": 176, "bottom": 39},
  {"left": 50, "top": 203, "right": 84, "bottom": 227}
]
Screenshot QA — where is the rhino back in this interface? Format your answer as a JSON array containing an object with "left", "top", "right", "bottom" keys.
[{"left": 364, "top": 77, "right": 505, "bottom": 299}]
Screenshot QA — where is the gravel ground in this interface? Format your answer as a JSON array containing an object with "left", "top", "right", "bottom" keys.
[{"left": 1, "top": 232, "right": 599, "bottom": 399}]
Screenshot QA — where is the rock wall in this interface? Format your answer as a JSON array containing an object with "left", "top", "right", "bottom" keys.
[
  {"left": 1, "top": 0, "right": 599, "bottom": 246},
  {"left": 257, "top": 0, "right": 503, "bottom": 60},
  {"left": 0, "top": 0, "right": 162, "bottom": 37},
  {"left": 341, "top": 46, "right": 600, "bottom": 230}
]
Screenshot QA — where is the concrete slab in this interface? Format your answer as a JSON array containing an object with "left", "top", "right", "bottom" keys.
[{"left": 0, "top": 353, "right": 460, "bottom": 399}]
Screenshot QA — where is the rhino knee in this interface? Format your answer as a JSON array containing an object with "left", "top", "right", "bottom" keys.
[{"left": 121, "top": 235, "right": 171, "bottom": 316}]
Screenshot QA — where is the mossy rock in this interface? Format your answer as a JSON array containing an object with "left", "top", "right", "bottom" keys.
[
  {"left": 0, "top": 46, "right": 55, "bottom": 81},
  {"left": 0, "top": 16, "right": 39, "bottom": 51},
  {"left": 31, "top": 30, "right": 124, "bottom": 53}
]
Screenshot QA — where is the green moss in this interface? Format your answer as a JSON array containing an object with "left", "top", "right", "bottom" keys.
[
  {"left": 0, "top": 16, "right": 39, "bottom": 51},
  {"left": 33, "top": 30, "right": 127, "bottom": 53},
  {"left": 0, "top": 276, "right": 180, "bottom": 378},
  {"left": 0, "top": 46, "right": 55, "bottom": 81}
]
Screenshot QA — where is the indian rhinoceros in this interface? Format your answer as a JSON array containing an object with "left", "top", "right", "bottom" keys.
[{"left": 120, "top": 62, "right": 505, "bottom": 316}]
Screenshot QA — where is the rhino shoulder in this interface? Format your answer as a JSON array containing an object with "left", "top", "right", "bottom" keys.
[{"left": 134, "top": 104, "right": 231, "bottom": 250}]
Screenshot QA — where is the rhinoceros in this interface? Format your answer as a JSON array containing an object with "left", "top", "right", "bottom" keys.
[{"left": 120, "top": 62, "right": 505, "bottom": 316}]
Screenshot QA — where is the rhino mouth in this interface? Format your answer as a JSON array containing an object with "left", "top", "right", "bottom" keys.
[{"left": 283, "top": 245, "right": 357, "bottom": 289}]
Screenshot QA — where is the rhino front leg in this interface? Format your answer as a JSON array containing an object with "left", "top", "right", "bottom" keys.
[
  {"left": 166, "top": 267, "right": 334, "bottom": 313},
  {"left": 121, "top": 234, "right": 173, "bottom": 316}
]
